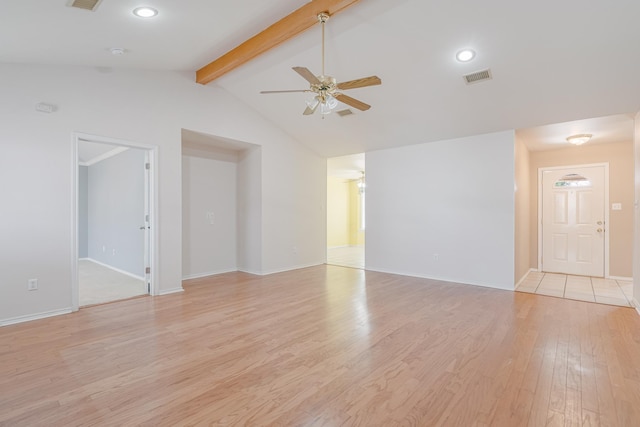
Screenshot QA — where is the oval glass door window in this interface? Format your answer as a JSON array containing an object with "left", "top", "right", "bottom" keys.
[{"left": 554, "top": 173, "right": 592, "bottom": 188}]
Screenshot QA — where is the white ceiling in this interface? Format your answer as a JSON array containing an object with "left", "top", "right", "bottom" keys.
[{"left": 3, "top": 0, "right": 639, "bottom": 157}]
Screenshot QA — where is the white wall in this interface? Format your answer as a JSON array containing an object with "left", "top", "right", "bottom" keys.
[
  {"left": 366, "top": 131, "right": 516, "bottom": 290},
  {"left": 0, "top": 63, "right": 325, "bottom": 325},
  {"left": 237, "top": 147, "right": 263, "bottom": 274},
  {"left": 78, "top": 165, "right": 88, "bottom": 258},
  {"left": 88, "top": 148, "right": 145, "bottom": 277},
  {"left": 182, "top": 153, "right": 237, "bottom": 279},
  {"left": 514, "top": 136, "right": 531, "bottom": 284},
  {"left": 634, "top": 112, "right": 640, "bottom": 309}
]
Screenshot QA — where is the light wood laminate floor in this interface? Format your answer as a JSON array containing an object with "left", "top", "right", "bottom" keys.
[
  {"left": 327, "top": 245, "right": 365, "bottom": 269},
  {"left": 1, "top": 265, "right": 640, "bottom": 426}
]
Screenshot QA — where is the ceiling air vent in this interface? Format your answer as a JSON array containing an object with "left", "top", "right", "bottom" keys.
[
  {"left": 336, "top": 109, "right": 354, "bottom": 117},
  {"left": 67, "top": 0, "right": 103, "bottom": 11},
  {"left": 463, "top": 69, "right": 492, "bottom": 85}
]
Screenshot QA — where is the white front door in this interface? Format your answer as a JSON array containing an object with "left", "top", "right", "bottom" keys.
[{"left": 541, "top": 165, "right": 606, "bottom": 277}]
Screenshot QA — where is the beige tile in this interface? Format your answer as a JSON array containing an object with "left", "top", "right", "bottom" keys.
[
  {"left": 516, "top": 287, "right": 536, "bottom": 294},
  {"left": 536, "top": 288, "right": 565, "bottom": 298},
  {"left": 591, "top": 278, "right": 619, "bottom": 289},
  {"left": 564, "top": 291, "right": 595, "bottom": 303}
]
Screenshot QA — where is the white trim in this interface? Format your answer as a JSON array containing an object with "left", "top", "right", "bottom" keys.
[
  {"left": 83, "top": 258, "right": 145, "bottom": 281},
  {"left": 537, "top": 163, "right": 610, "bottom": 277},
  {"left": 260, "top": 262, "right": 326, "bottom": 276},
  {"left": 79, "top": 146, "right": 129, "bottom": 166},
  {"left": 632, "top": 299, "right": 640, "bottom": 315},
  {"left": 515, "top": 268, "right": 537, "bottom": 289},
  {"left": 182, "top": 269, "right": 238, "bottom": 280},
  {"left": 72, "top": 132, "right": 159, "bottom": 309},
  {"left": 365, "top": 266, "right": 514, "bottom": 291},
  {"left": 608, "top": 275, "right": 633, "bottom": 281},
  {"left": 1, "top": 308, "right": 72, "bottom": 327},
  {"left": 158, "top": 288, "right": 184, "bottom": 296}
]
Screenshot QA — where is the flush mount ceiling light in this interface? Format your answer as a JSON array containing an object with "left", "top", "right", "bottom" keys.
[
  {"left": 566, "top": 133, "right": 592, "bottom": 146},
  {"left": 456, "top": 49, "right": 476, "bottom": 62},
  {"left": 110, "top": 47, "right": 126, "bottom": 55},
  {"left": 133, "top": 6, "right": 158, "bottom": 18}
]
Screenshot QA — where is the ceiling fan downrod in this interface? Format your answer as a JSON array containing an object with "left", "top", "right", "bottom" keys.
[{"left": 318, "top": 13, "right": 330, "bottom": 77}]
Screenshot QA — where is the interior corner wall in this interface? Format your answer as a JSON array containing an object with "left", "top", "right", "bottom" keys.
[
  {"left": 348, "top": 180, "right": 365, "bottom": 246},
  {"left": 261, "top": 139, "right": 327, "bottom": 274},
  {"left": 0, "top": 63, "right": 326, "bottom": 324},
  {"left": 88, "top": 148, "right": 145, "bottom": 278},
  {"left": 514, "top": 136, "right": 531, "bottom": 283},
  {"left": 529, "top": 141, "right": 634, "bottom": 277},
  {"left": 327, "top": 176, "right": 349, "bottom": 247},
  {"left": 78, "top": 165, "right": 89, "bottom": 259},
  {"left": 237, "top": 147, "right": 262, "bottom": 274},
  {"left": 633, "top": 112, "right": 640, "bottom": 306},
  {"left": 182, "top": 153, "right": 237, "bottom": 279},
  {"left": 366, "top": 130, "right": 516, "bottom": 290}
]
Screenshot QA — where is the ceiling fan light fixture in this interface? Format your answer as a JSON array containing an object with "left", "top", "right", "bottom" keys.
[
  {"left": 566, "top": 133, "right": 592, "bottom": 145},
  {"left": 306, "top": 96, "right": 320, "bottom": 110}
]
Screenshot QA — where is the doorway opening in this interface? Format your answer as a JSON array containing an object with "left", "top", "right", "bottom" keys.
[
  {"left": 72, "top": 133, "right": 157, "bottom": 310},
  {"left": 327, "top": 154, "right": 365, "bottom": 269}
]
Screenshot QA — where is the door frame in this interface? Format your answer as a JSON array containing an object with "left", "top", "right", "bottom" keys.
[
  {"left": 537, "top": 162, "right": 610, "bottom": 277},
  {"left": 71, "top": 132, "right": 159, "bottom": 311}
]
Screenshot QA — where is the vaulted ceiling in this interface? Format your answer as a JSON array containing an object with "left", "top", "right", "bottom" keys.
[{"left": 3, "top": 0, "right": 639, "bottom": 157}]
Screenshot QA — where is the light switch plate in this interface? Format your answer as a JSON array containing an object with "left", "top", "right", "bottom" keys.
[{"left": 612, "top": 203, "right": 622, "bottom": 211}]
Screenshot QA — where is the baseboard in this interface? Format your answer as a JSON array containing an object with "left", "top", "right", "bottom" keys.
[
  {"left": 260, "top": 262, "right": 325, "bottom": 276},
  {"left": 1, "top": 308, "right": 72, "bottom": 327},
  {"left": 182, "top": 268, "right": 237, "bottom": 280},
  {"left": 158, "top": 287, "right": 184, "bottom": 296},
  {"left": 631, "top": 298, "right": 640, "bottom": 315},
  {"left": 365, "top": 266, "right": 514, "bottom": 292},
  {"left": 514, "top": 268, "right": 537, "bottom": 290},
  {"left": 83, "top": 258, "right": 145, "bottom": 281},
  {"left": 608, "top": 275, "right": 632, "bottom": 281}
]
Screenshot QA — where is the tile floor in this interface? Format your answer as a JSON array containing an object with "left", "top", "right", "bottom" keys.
[
  {"left": 327, "top": 245, "right": 364, "bottom": 269},
  {"left": 79, "top": 259, "right": 147, "bottom": 306},
  {"left": 516, "top": 270, "right": 634, "bottom": 307}
]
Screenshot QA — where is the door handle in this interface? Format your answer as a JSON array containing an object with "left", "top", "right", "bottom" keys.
[
  {"left": 597, "top": 221, "right": 603, "bottom": 225},
  {"left": 597, "top": 228, "right": 603, "bottom": 233},
  {"left": 139, "top": 226, "right": 146, "bottom": 230}
]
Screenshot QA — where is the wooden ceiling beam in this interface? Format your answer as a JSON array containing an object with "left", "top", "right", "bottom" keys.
[{"left": 196, "top": 0, "right": 361, "bottom": 85}]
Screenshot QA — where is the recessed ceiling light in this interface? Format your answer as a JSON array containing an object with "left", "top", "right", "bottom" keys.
[
  {"left": 133, "top": 7, "right": 158, "bottom": 18},
  {"left": 456, "top": 49, "right": 476, "bottom": 62},
  {"left": 110, "top": 47, "right": 126, "bottom": 55}
]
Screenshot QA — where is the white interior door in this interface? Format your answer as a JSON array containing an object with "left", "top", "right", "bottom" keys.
[{"left": 541, "top": 165, "right": 605, "bottom": 277}]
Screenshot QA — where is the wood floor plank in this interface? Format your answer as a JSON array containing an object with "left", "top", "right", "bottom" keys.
[{"left": 1, "top": 266, "right": 640, "bottom": 426}]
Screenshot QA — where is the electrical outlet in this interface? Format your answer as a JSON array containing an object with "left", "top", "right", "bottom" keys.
[
  {"left": 112, "top": 249, "right": 116, "bottom": 255},
  {"left": 28, "top": 278, "right": 38, "bottom": 291},
  {"left": 433, "top": 253, "right": 439, "bottom": 261}
]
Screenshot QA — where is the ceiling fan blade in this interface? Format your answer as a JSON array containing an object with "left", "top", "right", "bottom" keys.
[
  {"left": 260, "top": 89, "right": 310, "bottom": 94},
  {"left": 334, "top": 93, "right": 371, "bottom": 111},
  {"left": 337, "top": 76, "right": 382, "bottom": 90},
  {"left": 303, "top": 99, "right": 320, "bottom": 115},
  {"left": 292, "top": 67, "right": 321, "bottom": 85}
]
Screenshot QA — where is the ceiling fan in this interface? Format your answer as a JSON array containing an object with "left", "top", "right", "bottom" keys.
[{"left": 260, "top": 12, "right": 382, "bottom": 116}]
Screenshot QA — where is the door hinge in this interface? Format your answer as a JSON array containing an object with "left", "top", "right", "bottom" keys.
[
  {"left": 145, "top": 163, "right": 150, "bottom": 170},
  {"left": 147, "top": 283, "right": 150, "bottom": 293},
  {"left": 145, "top": 266, "right": 150, "bottom": 274}
]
